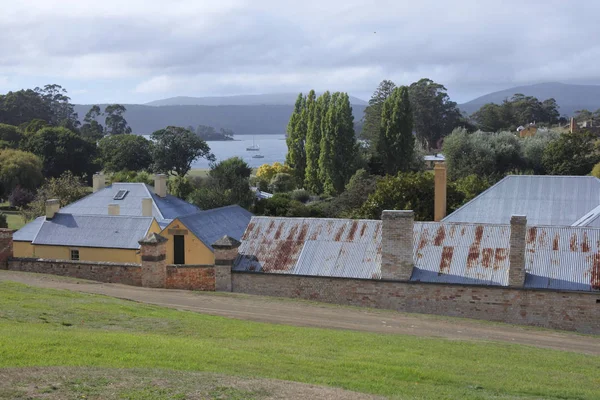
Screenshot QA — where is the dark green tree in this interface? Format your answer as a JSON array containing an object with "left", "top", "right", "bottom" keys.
[
  {"left": 23, "top": 127, "right": 98, "bottom": 179},
  {"left": 408, "top": 78, "right": 463, "bottom": 150},
  {"left": 152, "top": 126, "right": 214, "bottom": 177},
  {"left": 361, "top": 80, "right": 396, "bottom": 145},
  {"left": 34, "top": 84, "right": 79, "bottom": 129},
  {"left": 542, "top": 131, "right": 600, "bottom": 175},
  {"left": 377, "top": 86, "right": 414, "bottom": 175},
  {"left": 0, "top": 124, "right": 22, "bottom": 149},
  {"left": 286, "top": 92, "right": 308, "bottom": 182},
  {"left": 80, "top": 105, "right": 105, "bottom": 141},
  {"left": 104, "top": 104, "right": 132, "bottom": 135},
  {"left": 304, "top": 91, "right": 330, "bottom": 194},
  {"left": 0, "top": 89, "right": 52, "bottom": 126},
  {"left": 98, "top": 134, "right": 154, "bottom": 172}
]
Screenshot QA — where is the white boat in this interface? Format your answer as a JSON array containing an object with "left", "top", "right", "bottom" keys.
[
  {"left": 252, "top": 154, "right": 265, "bottom": 159},
  {"left": 246, "top": 136, "right": 260, "bottom": 151}
]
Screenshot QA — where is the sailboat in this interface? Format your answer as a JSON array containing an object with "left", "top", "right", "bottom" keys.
[
  {"left": 246, "top": 136, "right": 260, "bottom": 151},
  {"left": 252, "top": 154, "right": 265, "bottom": 159}
]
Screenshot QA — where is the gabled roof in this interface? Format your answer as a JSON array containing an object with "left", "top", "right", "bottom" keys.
[
  {"left": 17, "top": 213, "right": 155, "bottom": 249},
  {"left": 60, "top": 183, "right": 200, "bottom": 222},
  {"left": 443, "top": 175, "right": 600, "bottom": 226},
  {"left": 233, "top": 216, "right": 600, "bottom": 292},
  {"left": 176, "top": 205, "right": 253, "bottom": 251}
]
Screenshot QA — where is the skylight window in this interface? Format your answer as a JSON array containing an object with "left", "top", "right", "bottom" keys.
[{"left": 113, "top": 190, "right": 129, "bottom": 200}]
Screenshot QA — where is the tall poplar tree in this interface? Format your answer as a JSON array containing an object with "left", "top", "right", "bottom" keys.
[
  {"left": 377, "top": 86, "right": 414, "bottom": 175},
  {"left": 285, "top": 93, "right": 307, "bottom": 182},
  {"left": 304, "top": 91, "right": 328, "bottom": 194}
]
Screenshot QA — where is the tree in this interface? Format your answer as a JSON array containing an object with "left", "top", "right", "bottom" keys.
[
  {"left": 23, "top": 171, "right": 89, "bottom": 221},
  {"left": 0, "top": 89, "right": 52, "bottom": 126},
  {"left": 361, "top": 80, "right": 396, "bottom": 145},
  {"left": 286, "top": 92, "right": 310, "bottom": 182},
  {"left": 521, "top": 130, "right": 560, "bottom": 174},
  {"left": 269, "top": 173, "right": 296, "bottom": 193},
  {"left": 256, "top": 162, "right": 294, "bottom": 183},
  {"left": 0, "top": 213, "right": 6, "bottom": 229},
  {"left": 304, "top": 91, "right": 330, "bottom": 194},
  {"left": 8, "top": 186, "right": 36, "bottom": 208},
  {"left": 195, "top": 125, "right": 235, "bottom": 141},
  {"left": 319, "top": 169, "right": 378, "bottom": 218},
  {"left": 152, "top": 126, "right": 215, "bottom": 177},
  {"left": 542, "top": 131, "right": 600, "bottom": 175},
  {"left": 98, "top": 135, "right": 154, "bottom": 172},
  {"left": 22, "top": 119, "right": 48, "bottom": 136},
  {"left": 110, "top": 170, "right": 154, "bottom": 185},
  {"left": 104, "top": 104, "right": 132, "bottom": 135},
  {"left": 34, "top": 84, "right": 79, "bottom": 129},
  {"left": 377, "top": 86, "right": 414, "bottom": 175},
  {"left": 0, "top": 124, "right": 22, "bottom": 149},
  {"left": 23, "top": 127, "right": 98, "bottom": 179},
  {"left": 408, "top": 78, "right": 463, "bottom": 150},
  {"left": 472, "top": 95, "right": 561, "bottom": 132},
  {"left": 190, "top": 157, "right": 254, "bottom": 209},
  {"left": 319, "top": 92, "right": 358, "bottom": 196},
  {"left": 80, "top": 105, "right": 105, "bottom": 141},
  {"left": 0, "top": 149, "right": 43, "bottom": 199}
]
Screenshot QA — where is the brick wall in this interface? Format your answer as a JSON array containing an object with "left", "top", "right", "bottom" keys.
[
  {"left": 231, "top": 272, "right": 600, "bottom": 334},
  {"left": 166, "top": 265, "right": 216, "bottom": 291},
  {"left": 8, "top": 258, "right": 142, "bottom": 286}
]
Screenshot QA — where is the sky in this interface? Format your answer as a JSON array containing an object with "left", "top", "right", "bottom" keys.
[{"left": 1, "top": 0, "right": 600, "bottom": 105}]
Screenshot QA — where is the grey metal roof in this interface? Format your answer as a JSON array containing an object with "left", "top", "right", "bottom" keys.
[
  {"left": 60, "top": 183, "right": 200, "bottom": 223},
  {"left": 30, "top": 213, "right": 154, "bottom": 249},
  {"left": 178, "top": 205, "right": 253, "bottom": 251},
  {"left": 234, "top": 216, "right": 599, "bottom": 292},
  {"left": 443, "top": 176, "right": 600, "bottom": 226},
  {"left": 13, "top": 217, "right": 45, "bottom": 242}
]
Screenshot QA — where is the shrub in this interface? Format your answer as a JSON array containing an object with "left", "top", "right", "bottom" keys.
[
  {"left": 0, "top": 213, "right": 6, "bottom": 228},
  {"left": 290, "top": 189, "right": 311, "bottom": 203},
  {"left": 269, "top": 173, "right": 296, "bottom": 193},
  {"left": 9, "top": 186, "right": 35, "bottom": 208}
]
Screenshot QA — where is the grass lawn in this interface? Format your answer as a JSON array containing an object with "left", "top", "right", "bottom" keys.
[
  {"left": 5, "top": 212, "right": 25, "bottom": 230},
  {"left": 0, "top": 281, "right": 599, "bottom": 399},
  {"left": 187, "top": 168, "right": 210, "bottom": 178}
]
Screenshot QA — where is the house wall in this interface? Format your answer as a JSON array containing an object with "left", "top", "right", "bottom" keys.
[
  {"left": 14, "top": 242, "right": 141, "bottom": 264},
  {"left": 7, "top": 258, "right": 142, "bottom": 286},
  {"left": 161, "top": 219, "right": 214, "bottom": 265},
  {"left": 231, "top": 272, "right": 600, "bottom": 334}
]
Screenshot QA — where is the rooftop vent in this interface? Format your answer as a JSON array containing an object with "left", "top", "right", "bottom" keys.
[{"left": 113, "top": 190, "right": 129, "bottom": 200}]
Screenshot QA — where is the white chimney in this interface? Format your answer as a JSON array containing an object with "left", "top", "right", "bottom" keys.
[
  {"left": 154, "top": 174, "right": 167, "bottom": 198},
  {"left": 93, "top": 173, "right": 105, "bottom": 193},
  {"left": 45, "top": 199, "right": 60, "bottom": 220},
  {"left": 108, "top": 204, "right": 120, "bottom": 215},
  {"left": 142, "top": 198, "right": 153, "bottom": 217}
]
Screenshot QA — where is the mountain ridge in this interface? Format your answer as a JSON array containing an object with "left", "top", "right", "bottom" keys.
[{"left": 145, "top": 93, "right": 368, "bottom": 107}]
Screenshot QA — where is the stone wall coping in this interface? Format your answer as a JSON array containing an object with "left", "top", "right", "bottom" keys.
[
  {"left": 9, "top": 257, "right": 140, "bottom": 268},
  {"left": 230, "top": 270, "right": 600, "bottom": 296},
  {"left": 167, "top": 264, "right": 216, "bottom": 269}
]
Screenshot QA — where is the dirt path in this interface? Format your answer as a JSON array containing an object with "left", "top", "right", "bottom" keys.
[{"left": 1, "top": 270, "right": 599, "bottom": 356}]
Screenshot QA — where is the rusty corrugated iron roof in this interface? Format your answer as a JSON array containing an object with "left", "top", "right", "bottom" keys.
[{"left": 234, "top": 216, "right": 600, "bottom": 292}]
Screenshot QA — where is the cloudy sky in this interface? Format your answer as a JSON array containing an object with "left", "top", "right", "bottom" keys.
[{"left": 1, "top": 0, "right": 599, "bottom": 104}]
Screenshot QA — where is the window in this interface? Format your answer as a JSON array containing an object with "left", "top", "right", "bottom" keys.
[
  {"left": 113, "top": 190, "right": 129, "bottom": 200},
  {"left": 70, "top": 249, "right": 80, "bottom": 261}
]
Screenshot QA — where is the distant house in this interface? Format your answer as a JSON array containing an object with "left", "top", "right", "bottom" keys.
[
  {"left": 517, "top": 123, "right": 538, "bottom": 138},
  {"left": 423, "top": 154, "right": 445, "bottom": 169},
  {"left": 13, "top": 174, "right": 252, "bottom": 265},
  {"left": 443, "top": 175, "right": 600, "bottom": 226}
]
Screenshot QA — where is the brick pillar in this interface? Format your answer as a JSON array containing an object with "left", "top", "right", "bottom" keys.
[
  {"left": 381, "top": 210, "right": 414, "bottom": 281},
  {"left": 211, "top": 235, "right": 241, "bottom": 292},
  {"left": 0, "top": 229, "right": 14, "bottom": 270},
  {"left": 509, "top": 215, "right": 527, "bottom": 287},
  {"left": 434, "top": 162, "right": 447, "bottom": 222},
  {"left": 138, "top": 232, "right": 168, "bottom": 288}
]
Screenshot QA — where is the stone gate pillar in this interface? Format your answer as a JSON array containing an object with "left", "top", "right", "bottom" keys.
[
  {"left": 138, "top": 232, "right": 168, "bottom": 288},
  {"left": 211, "top": 235, "right": 241, "bottom": 292},
  {"left": 0, "top": 229, "right": 14, "bottom": 270}
]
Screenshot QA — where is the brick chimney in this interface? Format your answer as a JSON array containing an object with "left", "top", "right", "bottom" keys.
[
  {"left": 434, "top": 162, "right": 447, "bottom": 222},
  {"left": 570, "top": 117, "right": 577, "bottom": 134},
  {"left": 108, "top": 204, "right": 120, "bottom": 215},
  {"left": 45, "top": 199, "right": 60, "bottom": 220},
  {"left": 508, "top": 215, "right": 527, "bottom": 287},
  {"left": 142, "top": 198, "right": 153, "bottom": 217},
  {"left": 93, "top": 173, "right": 105, "bottom": 193},
  {"left": 380, "top": 210, "right": 414, "bottom": 280},
  {"left": 154, "top": 174, "right": 167, "bottom": 198}
]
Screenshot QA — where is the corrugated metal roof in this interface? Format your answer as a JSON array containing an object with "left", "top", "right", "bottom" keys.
[
  {"left": 60, "top": 183, "right": 200, "bottom": 223},
  {"left": 443, "top": 176, "right": 600, "bottom": 226},
  {"left": 234, "top": 216, "right": 600, "bottom": 292},
  {"left": 412, "top": 222, "right": 510, "bottom": 286},
  {"left": 524, "top": 226, "right": 600, "bottom": 291},
  {"left": 178, "top": 205, "right": 253, "bottom": 251},
  {"left": 13, "top": 217, "right": 45, "bottom": 242},
  {"left": 30, "top": 213, "right": 154, "bottom": 249}
]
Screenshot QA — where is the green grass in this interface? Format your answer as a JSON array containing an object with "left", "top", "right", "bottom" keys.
[
  {"left": 0, "top": 281, "right": 599, "bottom": 399},
  {"left": 187, "top": 168, "right": 210, "bottom": 178},
  {"left": 5, "top": 212, "right": 24, "bottom": 230}
]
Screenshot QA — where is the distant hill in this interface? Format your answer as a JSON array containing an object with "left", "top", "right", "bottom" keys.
[
  {"left": 146, "top": 93, "right": 368, "bottom": 107},
  {"left": 459, "top": 82, "right": 600, "bottom": 117},
  {"left": 74, "top": 103, "right": 367, "bottom": 136}
]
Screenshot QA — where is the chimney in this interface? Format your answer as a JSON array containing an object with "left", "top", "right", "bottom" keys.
[
  {"left": 508, "top": 215, "right": 527, "bottom": 287},
  {"left": 154, "top": 174, "right": 167, "bottom": 198},
  {"left": 380, "top": 210, "right": 414, "bottom": 280},
  {"left": 434, "top": 162, "right": 447, "bottom": 222},
  {"left": 93, "top": 173, "right": 105, "bottom": 193},
  {"left": 570, "top": 117, "right": 577, "bottom": 134},
  {"left": 142, "top": 198, "right": 153, "bottom": 217},
  {"left": 45, "top": 199, "right": 60, "bottom": 220},
  {"left": 108, "top": 204, "right": 120, "bottom": 215}
]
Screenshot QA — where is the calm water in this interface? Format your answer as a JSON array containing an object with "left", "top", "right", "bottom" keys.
[{"left": 192, "top": 134, "right": 287, "bottom": 169}]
